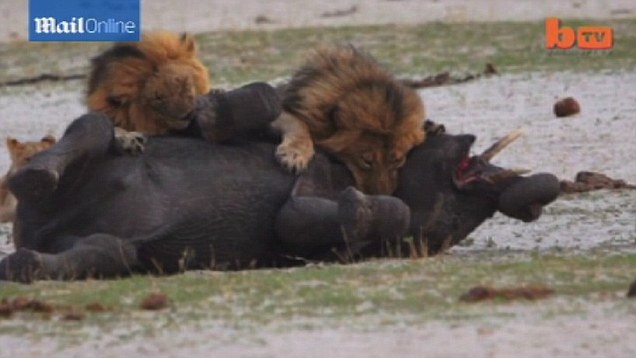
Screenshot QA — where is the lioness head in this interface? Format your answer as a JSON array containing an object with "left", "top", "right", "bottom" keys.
[
  {"left": 6, "top": 135, "right": 56, "bottom": 171},
  {"left": 319, "top": 84, "right": 426, "bottom": 195}
]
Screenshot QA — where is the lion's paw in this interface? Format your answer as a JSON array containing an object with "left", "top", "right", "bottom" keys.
[
  {"left": 424, "top": 119, "right": 446, "bottom": 136},
  {"left": 114, "top": 128, "right": 147, "bottom": 155},
  {"left": 275, "top": 140, "right": 315, "bottom": 173}
]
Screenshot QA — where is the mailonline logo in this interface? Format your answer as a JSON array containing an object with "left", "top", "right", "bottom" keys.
[{"left": 29, "top": 0, "right": 140, "bottom": 42}]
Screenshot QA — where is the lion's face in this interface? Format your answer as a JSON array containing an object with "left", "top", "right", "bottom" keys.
[
  {"left": 6, "top": 135, "right": 56, "bottom": 170},
  {"left": 327, "top": 130, "right": 422, "bottom": 195},
  {"left": 318, "top": 97, "right": 426, "bottom": 195},
  {"left": 344, "top": 148, "right": 403, "bottom": 195},
  {"left": 141, "top": 62, "right": 197, "bottom": 130}
]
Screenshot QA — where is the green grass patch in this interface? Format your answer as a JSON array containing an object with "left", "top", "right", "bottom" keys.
[
  {"left": 1, "top": 18, "right": 635, "bottom": 86},
  {"left": 0, "top": 252, "right": 634, "bottom": 341}
]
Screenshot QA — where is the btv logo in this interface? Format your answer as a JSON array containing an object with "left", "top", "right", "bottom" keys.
[{"left": 545, "top": 18, "right": 613, "bottom": 50}]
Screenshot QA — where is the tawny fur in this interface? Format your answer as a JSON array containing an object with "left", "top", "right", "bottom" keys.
[
  {"left": 86, "top": 31, "right": 211, "bottom": 134},
  {"left": 0, "top": 135, "right": 56, "bottom": 223},
  {"left": 275, "top": 46, "right": 426, "bottom": 194}
]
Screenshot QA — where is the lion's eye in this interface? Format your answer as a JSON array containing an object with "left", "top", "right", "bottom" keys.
[
  {"left": 389, "top": 153, "right": 405, "bottom": 167},
  {"left": 154, "top": 92, "right": 164, "bottom": 101},
  {"left": 361, "top": 154, "right": 374, "bottom": 169},
  {"left": 106, "top": 95, "right": 122, "bottom": 107},
  {"left": 393, "top": 156, "right": 406, "bottom": 167}
]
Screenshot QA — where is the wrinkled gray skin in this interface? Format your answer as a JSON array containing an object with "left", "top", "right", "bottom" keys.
[{"left": 0, "top": 84, "right": 559, "bottom": 282}]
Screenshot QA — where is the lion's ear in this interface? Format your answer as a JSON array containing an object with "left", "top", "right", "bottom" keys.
[
  {"left": 180, "top": 33, "right": 197, "bottom": 55},
  {"left": 41, "top": 135, "right": 56, "bottom": 145},
  {"left": 6, "top": 137, "right": 18, "bottom": 150},
  {"left": 423, "top": 119, "right": 445, "bottom": 136}
]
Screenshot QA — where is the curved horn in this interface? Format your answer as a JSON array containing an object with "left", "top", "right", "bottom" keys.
[
  {"left": 480, "top": 128, "right": 525, "bottom": 162},
  {"left": 485, "top": 168, "right": 532, "bottom": 183}
]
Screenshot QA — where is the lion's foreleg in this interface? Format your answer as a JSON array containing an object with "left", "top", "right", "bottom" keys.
[
  {"left": 114, "top": 127, "right": 147, "bottom": 155},
  {"left": 272, "top": 112, "right": 315, "bottom": 172}
]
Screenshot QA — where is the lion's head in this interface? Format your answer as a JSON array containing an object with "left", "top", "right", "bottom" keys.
[
  {"left": 139, "top": 62, "right": 198, "bottom": 130},
  {"left": 319, "top": 80, "right": 426, "bottom": 194},
  {"left": 6, "top": 135, "right": 56, "bottom": 172},
  {"left": 87, "top": 31, "right": 210, "bottom": 134}
]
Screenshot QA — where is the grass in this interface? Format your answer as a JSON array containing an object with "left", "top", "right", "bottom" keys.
[
  {"left": 1, "top": 18, "right": 635, "bottom": 86},
  {"left": 0, "top": 252, "right": 634, "bottom": 341}
]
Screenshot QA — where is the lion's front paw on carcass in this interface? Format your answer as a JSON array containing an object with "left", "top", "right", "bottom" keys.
[
  {"left": 114, "top": 127, "right": 147, "bottom": 155},
  {"left": 275, "top": 139, "right": 315, "bottom": 173}
]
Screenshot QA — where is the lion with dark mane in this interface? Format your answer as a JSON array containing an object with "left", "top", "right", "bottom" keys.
[
  {"left": 274, "top": 46, "right": 426, "bottom": 194},
  {"left": 86, "top": 31, "right": 210, "bottom": 134}
]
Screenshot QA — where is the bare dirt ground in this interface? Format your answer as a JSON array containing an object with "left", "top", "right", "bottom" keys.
[
  {"left": 2, "top": 0, "right": 636, "bottom": 42},
  {"left": 3, "top": 305, "right": 636, "bottom": 358}
]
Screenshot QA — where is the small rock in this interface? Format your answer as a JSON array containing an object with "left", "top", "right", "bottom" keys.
[
  {"left": 320, "top": 5, "right": 358, "bottom": 18},
  {"left": 0, "top": 303, "right": 14, "bottom": 318},
  {"left": 254, "top": 15, "right": 275, "bottom": 24},
  {"left": 10, "top": 297, "right": 32, "bottom": 310},
  {"left": 85, "top": 302, "right": 109, "bottom": 312},
  {"left": 27, "top": 299, "right": 54, "bottom": 313},
  {"left": 62, "top": 310, "right": 85, "bottom": 321},
  {"left": 554, "top": 97, "right": 580, "bottom": 117},
  {"left": 140, "top": 292, "right": 169, "bottom": 310},
  {"left": 460, "top": 286, "right": 495, "bottom": 302},
  {"left": 7, "top": 297, "right": 54, "bottom": 313},
  {"left": 628, "top": 279, "right": 636, "bottom": 298},
  {"left": 560, "top": 171, "right": 636, "bottom": 194},
  {"left": 484, "top": 63, "right": 498, "bottom": 75},
  {"left": 460, "top": 285, "right": 554, "bottom": 303}
]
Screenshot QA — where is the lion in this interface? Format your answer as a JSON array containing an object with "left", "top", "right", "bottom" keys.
[
  {"left": 86, "top": 31, "right": 211, "bottom": 134},
  {"left": 0, "top": 135, "right": 56, "bottom": 223},
  {"left": 273, "top": 45, "right": 426, "bottom": 194}
]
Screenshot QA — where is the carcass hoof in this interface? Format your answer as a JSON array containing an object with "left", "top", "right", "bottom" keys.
[
  {"left": 498, "top": 173, "right": 560, "bottom": 222},
  {"left": 338, "top": 187, "right": 410, "bottom": 242},
  {"left": 338, "top": 186, "right": 373, "bottom": 241},
  {"left": 8, "top": 166, "right": 59, "bottom": 203},
  {"left": 0, "top": 248, "right": 43, "bottom": 283}
]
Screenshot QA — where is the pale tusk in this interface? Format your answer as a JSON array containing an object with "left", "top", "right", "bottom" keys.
[
  {"left": 508, "top": 167, "right": 531, "bottom": 175},
  {"left": 486, "top": 168, "right": 532, "bottom": 183},
  {"left": 480, "top": 128, "right": 525, "bottom": 162}
]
